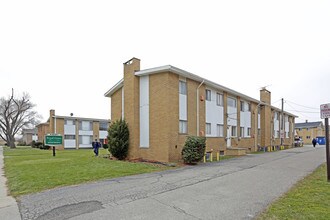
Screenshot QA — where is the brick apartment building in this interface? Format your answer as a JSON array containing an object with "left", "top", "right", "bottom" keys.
[
  {"left": 105, "top": 58, "right": 296, "bottom": 162},
  {"left": 37, "top": 110, "right": 110, "bottom": 149},
  {"left": 295, "top": 121, "right": 325, "bottom": 144}
]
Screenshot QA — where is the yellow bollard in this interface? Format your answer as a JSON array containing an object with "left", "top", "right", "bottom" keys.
[
  {"left": 203, "top": 154, "right": 206, "bottom": 163},
  {"left": 216, "top": 152, "right": 219, "bottom": 161},
  {"left": 210, "top": 153, "right": 213, "bottom": 162}
]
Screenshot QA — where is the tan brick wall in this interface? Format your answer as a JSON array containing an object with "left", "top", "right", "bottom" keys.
[
  {"left": 93, "top": 121, "right": 99, "bottom": 140},
  {"left": 37, "top": 124, "right": 49, "bottom": 143},
  {"left": 111, "top": 88, "right": 122, "bottom": 121}
]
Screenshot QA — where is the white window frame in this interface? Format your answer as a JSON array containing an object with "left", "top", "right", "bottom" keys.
[
  {"left": 231, "top": 126, "right": 237, "bottom": 137},
  {"left": 206, "top": 89, "right": 211, "bottom": 101},
  {"left": 228, "top": 97, "right": 237, "bottom": 108},
  {"left": 217, "top": 124, "right": 224, "bottom": 137},
  {"left": 216, "top": 93, "right": 223, "bottom": 106},
  {"left": 206, "top": 123, "right": 211, "bottom": 135},
  {"left": 240, "top": 127, "right": 244, "bottom": 137},
  {"left": 247, "top": 128, "right": 251, "bottom": 137}
]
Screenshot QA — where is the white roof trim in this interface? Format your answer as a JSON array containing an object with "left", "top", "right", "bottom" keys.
[
  {"left": 104, "top": 79, "right": 124, "bottom": 97},
  {"left": 135, "top": 65, "right": 260, "bottom": 103}
]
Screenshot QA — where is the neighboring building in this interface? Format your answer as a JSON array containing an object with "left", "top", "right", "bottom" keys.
[
  {"left": 105, "top": 58, "right": 296, "bottom": 163},
  {"left": 37, "top": 110, "right": 110, "bottom": 149},
  {"left": 295, "top": 121, "right": 325, "bottom": 144},
  {"left": 21, "top": 128, "right": 38, "bottom": 144}
]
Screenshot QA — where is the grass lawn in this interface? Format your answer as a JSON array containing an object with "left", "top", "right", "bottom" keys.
[
  {"left": 4, "top": 147, "right": 170, "bottom": 197},
  {"left": 257, "top": 163, "right": 330, "bottom": 220}
]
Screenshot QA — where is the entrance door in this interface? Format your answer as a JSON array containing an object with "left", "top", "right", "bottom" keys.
[{"left": 227, "top": 126, "right": 231, "bottom": 147}]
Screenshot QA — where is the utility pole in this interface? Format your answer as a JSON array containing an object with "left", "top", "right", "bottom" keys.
[{"left": 281, "top": 98, "right": 284, "bottom": 146}]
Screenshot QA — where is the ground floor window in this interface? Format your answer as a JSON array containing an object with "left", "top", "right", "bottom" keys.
[
  {"left": 217, "top": 124, "right": 223, "bottom": 137},
  {"left": 247, "top": 128, "right": 251, "bottom": 137},
  {"left": 64, "top": 135, "right": 75, "bottom": 140},
  {"left": 240, "top": 127, "right": 244, "bottom": 137},
  {"left": 231, "top": 126, "right": 237, "bottom": 137},
  {"left": 79, "top": 135, "right": 93, "bottom": 145}
]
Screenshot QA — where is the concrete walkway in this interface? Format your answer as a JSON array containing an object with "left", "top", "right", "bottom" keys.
[{"left": 0, "top": 146, "right": 21, "bottom": 220}]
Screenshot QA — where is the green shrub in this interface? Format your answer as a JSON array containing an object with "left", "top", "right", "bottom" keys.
[
  {"left": 107, "top": 119, "right": 129, "bottom": 160},
  {"left": 181, "top": 136, "right": 206, "bottom": 164},
  {"left": 102, "top": 143, "right": 109, "bottom": 149},
  {"left": 34, "top": 142, "right": 43, "bottom": 148}
]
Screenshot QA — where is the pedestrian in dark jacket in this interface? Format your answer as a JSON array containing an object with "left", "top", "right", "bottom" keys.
[
  {"left": 312, "top": 138, "right": 317, "bottom": 148},
  {"left": 92, "top": 139, "right": 100, "bottom": 156}
]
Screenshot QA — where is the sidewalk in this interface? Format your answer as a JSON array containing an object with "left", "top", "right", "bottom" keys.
[{"left": 0, "top": 146, "right": 21, "bottom": 220}]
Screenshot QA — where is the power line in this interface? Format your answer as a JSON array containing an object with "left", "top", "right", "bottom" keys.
[
  {"left": 285, "top": 109, "right": 320, "bottom": 114},
  {"left": 285, "top": 102, "right": 312, "bottom": 119},
  {"left": 285, "top": 100, "right": 319, "bottom": 110}
]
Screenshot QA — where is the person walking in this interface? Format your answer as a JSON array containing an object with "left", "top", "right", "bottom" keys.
[
  {"left": 312, "top": 138, "right": 317, "bottom": 148},
  {"left": 92, "top": 139, "right": 100, "bottom": 156}
]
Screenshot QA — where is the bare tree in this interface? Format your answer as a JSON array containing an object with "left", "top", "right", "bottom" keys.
[{"left": 0, "top": 89, "right": 40, "bottom": 148}]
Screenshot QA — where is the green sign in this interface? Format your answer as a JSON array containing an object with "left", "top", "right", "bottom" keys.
[{"left": 45, "top": 134, "right": 63, "bottom": 146}]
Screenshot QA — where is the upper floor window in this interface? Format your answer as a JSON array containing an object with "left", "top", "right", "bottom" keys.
[
  {"left": 247, "top": 103, "right": 251, "bottom": 112},
  {"left": 99, "top": 122, "right": 108, "bottom": 131},
  {"left": 65, "top": 120, "right": 74, "bottom": 125},
  {"left": 228, "top": 97, "right": 237, "bottom": 108},
  {"left": 79, "top": 121, "right": 92, "bottom": 131},
  {"left": 240, "top": 101, "right": 245, "bottom": 111},
  {"left": 206, "top": 89, "right": 211, "bottom": 101},
  {"left": 216, "top": 93, "right": 223, "bottom": 106},
  {"left": 179, "top": 81, "right": 187, "bottom": 95}
]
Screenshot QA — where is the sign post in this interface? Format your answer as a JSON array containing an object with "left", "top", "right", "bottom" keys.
[
  {"left": 320, "top": 103, "right": 330, "bottom": 182},
  {"left": 44, "top": 134, "right": 63, "bottom": 157}
]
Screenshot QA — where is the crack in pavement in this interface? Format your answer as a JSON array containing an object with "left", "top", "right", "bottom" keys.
[{"left": 150, "top": 197, "right": 202, "bottom": 220}]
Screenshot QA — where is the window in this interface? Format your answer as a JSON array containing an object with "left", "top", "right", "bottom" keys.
[
  {"left": 79, "top": 135, "right": 93, "bottom": 144},
  {"left": 231, "top": 126, "right": 237, "bottom": 137},
  {"left": 206, "top": 123, "right": 211, "bottom": 135},
  {"left": 65, "top": 120, "right": 74, "bottom": 125},
  {"left": 99, "top": 122, "right": 108, "bottom": 131},
  {"left": 216, "top": 93, "right": 223, "bottom": 106},
  {"left": 306, "top": 136, "right": 311, "bottom": 139},
  {"left": 79, "top": 121, "right": 92, "bottom": 131},
  {"left": 217, "top": 124, "right": 223, "bottom": 137},
  {"left": 179, "top": 120, "right": 187, "bottom": 133},
  {"left": 247, "top": 103, "right": 251, "bottom": 112},
  {"left": 206, "top": 89, "right": 211, "bottom": 101},
  {"left": 258, "top": 129, "right": 261, "bottom": 136},
  {"left": 240, "top": 101, "right": 245, "bottom": 112},
  {"left": 179, "top": 81, "right": 187, "bottom": 95},
  {"left": 240, "top": 127, "right": 244, "bottom": 137},
  {"left": 228, "top": 97, "right": 237, "bottom": 107},
  {"left": 247, "top": 128, "right": 251, "bottom": 136},
  {"left": 64, "top": 135, "right": 75, "bottom": 140}
]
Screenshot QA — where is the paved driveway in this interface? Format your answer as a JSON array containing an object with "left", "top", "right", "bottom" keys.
[{"left": 18, "top": 145, "right": 326, "bottom": 220}]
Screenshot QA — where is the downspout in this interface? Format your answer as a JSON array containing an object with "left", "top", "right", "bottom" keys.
[{"left": 196, "top": 80, "right": 205, "bottom": 136}]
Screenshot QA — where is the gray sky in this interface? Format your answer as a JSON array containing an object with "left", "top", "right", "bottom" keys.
[{"left": 1, "top": 0, "right": 329, "bottom": 124}]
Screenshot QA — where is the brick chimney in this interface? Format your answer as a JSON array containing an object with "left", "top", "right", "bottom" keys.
[
  {"left": 123, "top": 58, "right": 140, "bottom": 158},
  {"left": 260, "top": 89, "right": 271, "bottom": 147}
]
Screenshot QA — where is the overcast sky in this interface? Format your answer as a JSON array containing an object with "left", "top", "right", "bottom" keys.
[{"left": 1, "top": 0, "right": 329, "bottom": 124}]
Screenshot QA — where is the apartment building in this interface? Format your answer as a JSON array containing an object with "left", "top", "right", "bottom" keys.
[
  {"left": 37, "top": 110, "right": 110, "bottom": 149},
  {"left": 105, "top": 58, "right": 296, "bottom": 162},
  {"left": 295, "top": 121, "right": 325, "bottom": 144},
  {"left": 21, "top": 128, "right": 38, "bottom": 144}
]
